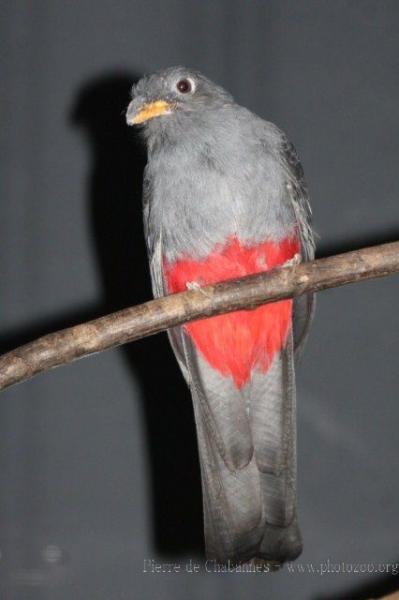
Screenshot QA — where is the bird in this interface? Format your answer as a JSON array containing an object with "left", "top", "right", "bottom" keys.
[{"left": 126, "top": 66, "right": 315, "bottom": 567}]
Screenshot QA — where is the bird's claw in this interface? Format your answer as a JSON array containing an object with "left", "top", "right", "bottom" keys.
[
  {"left": 283, "top": 253, "right": 301, "bottom": 268},
  {"left": 186, "top": 281, "right": 212, "bottom": 298}
]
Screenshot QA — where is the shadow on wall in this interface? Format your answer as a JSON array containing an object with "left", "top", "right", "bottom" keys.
[
  {"left": 0, "top": 71, "right": 204, "bottom": 559},
  {"left": 71, "top": 71, "right": 204, "bottom": 557}
]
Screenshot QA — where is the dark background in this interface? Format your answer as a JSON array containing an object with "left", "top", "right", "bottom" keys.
[{"left": 1, "top": 1, "right": 399, "bottom": 598}]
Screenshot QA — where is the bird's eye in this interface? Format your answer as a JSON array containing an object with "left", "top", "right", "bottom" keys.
[{"left": 176, "top": 78, "right": 193, "bottom": 94}]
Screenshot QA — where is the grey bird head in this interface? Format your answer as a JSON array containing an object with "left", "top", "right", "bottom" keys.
[{"left": 126, "top": 66, "right": 234, "bottom": 137}]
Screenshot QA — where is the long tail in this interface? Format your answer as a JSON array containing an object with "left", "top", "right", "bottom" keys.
[{"left": 184, "top": 330, "right": 302, "bottom": 565}]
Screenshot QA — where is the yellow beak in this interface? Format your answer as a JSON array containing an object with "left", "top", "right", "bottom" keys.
[{"left": 129, "top": 100, "right": 173, "bottom": 125}]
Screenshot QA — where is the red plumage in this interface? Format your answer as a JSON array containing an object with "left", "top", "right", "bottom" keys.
[{"left": 164, "top": 236, "right": 300, "bottom": 388}]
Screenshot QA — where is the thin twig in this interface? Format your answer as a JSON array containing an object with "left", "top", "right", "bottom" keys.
[{"left": 1, "top": 241, "right": 399, "bottom": 393}]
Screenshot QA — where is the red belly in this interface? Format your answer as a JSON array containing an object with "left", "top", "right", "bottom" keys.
[{"left": 164, "top": 236, "right": 300, "bottom": 388}]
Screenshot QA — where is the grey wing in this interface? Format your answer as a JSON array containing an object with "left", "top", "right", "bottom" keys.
[
  {"left": 280, "top": 136, "right": 316, "bottom": 357},
  {"left": 142, "top": 165, "right": 190, "bottom": 383},
  {"left": 142, "top": 165, "right": 163, "bottom": 298}
]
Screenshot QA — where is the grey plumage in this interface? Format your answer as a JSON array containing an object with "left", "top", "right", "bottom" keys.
[{"left": 126, "top": 66, "right": 315, "bottom": 565}]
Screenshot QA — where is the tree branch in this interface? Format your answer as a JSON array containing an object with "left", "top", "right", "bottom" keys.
[{"left": 1, "top": 241, "right": 398, "bottom": 393}]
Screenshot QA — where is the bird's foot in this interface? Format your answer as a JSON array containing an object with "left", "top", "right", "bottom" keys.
[{"left": 283, "top": 253, "right": 301, "bottom": 268}]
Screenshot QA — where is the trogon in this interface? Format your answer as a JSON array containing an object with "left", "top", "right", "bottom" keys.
[{"left": 126, "top": 67, "right": 315, "bottom": 566}]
